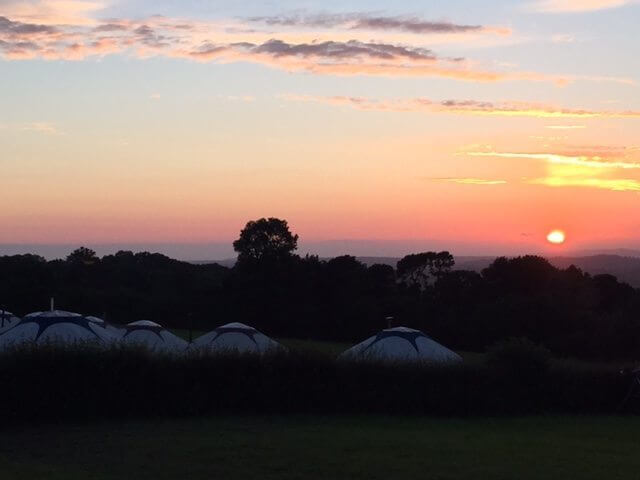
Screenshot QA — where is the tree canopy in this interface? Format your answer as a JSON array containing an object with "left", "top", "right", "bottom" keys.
[{"left": 233, "top": 218, "right": 299, "bottom": 267}]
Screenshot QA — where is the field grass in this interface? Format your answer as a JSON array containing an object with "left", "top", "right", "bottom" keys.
[
  {"left": 278, "top": 337, "right": 353, "bottom": 356},
  {"left": 0, "top": 415, "right": 638, "bottom": 479}
]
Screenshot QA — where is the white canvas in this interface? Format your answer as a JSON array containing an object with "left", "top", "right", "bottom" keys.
[
  {"left": 340, "top": 326, "right": 462, "bottom": 364},
  {"left": 193, "top": 322, "right": 282, "bottom": 354},
  {"left": 121, "top": 320, "right": 188, "bottom": 352},
  {"left": 0, "top": 310, "right": 112, "bottom": 348},
  {"left": 0, "top": 311, "right": 20, "bottom": 335}
]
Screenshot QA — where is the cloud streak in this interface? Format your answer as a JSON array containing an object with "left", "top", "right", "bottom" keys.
[
  {"left": 530, "top": 176, "right": 640, "bottom": 191},
  {"left": 465, "top": 149, "right": 640, "bottom": 192},
  {"left": 432, "top": 177, "right": 507, "bottom": 185},
  {"left": 0, "top": 0, "right": 106, "bottom": 25},
  {"left": 0, "top": 122, "right": 60, "bottom": 134},
  {"left": 546, "top": 125, "right": 587, "bottom": 129},
  {"left": 247, "top": 13, "right": 511, "bottom": 36},
  {"left": 529, "top": 0, "right": 636, "bottom": 12},
  {"left": 280, "top": 94, "right": 640, "bottom": 118},
  {"left": 466, "top": 151, "right": 640, "bottom": 169},
  {"left": 0, "top": 10, "right": 633, "bottom": 86},
  {"left": 0, "top": 15, "right": 565, "bottom": 83}
]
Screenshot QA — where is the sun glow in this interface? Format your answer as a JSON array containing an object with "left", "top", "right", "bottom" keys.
[{"left": 547, "top": 230, "right": 566, "bottom": 245}]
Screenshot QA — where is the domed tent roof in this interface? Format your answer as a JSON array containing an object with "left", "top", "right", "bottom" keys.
[
  {"left": 86, "top": 316, "right": 125, "bottom": 338},
  {"left": 339, "top": 326, "right": 462, "bottom": 364},
  {"left": 0, "top": 310, "right": 20, "bottom": 335},
  {"left": 121, "top": 320, "right": 188, "bottom": 352},
  {"left": 0, "top": 310, "right": 112, "bottom": 348},
  {"left": 193, "top": 322, "right": 283, "bottom": 354}
]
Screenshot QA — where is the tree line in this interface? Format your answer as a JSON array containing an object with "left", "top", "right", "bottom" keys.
[{"left": 1, "top": 217, "right": 639, "bottom": 360}]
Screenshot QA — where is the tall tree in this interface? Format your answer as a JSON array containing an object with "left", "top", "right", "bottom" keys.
[
  {"left": 66, "top": 247, "right": 99, "bottom": 265},
  {"left": 233, "top": 218, "right": 299, "bottom": 266},
  {"left": 396, "top": 251, "right": 454, "bottom": 289}
]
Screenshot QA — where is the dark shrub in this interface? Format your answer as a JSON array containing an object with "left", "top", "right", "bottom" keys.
[
  {"left": 486, "top": 337, "right": 552, "bottom": 381},
  {"left": 0, "top": 343, "right": 629, "bottom": 426}
]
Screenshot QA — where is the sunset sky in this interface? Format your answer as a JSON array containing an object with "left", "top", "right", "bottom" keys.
[{"left": 1, "top": 0, "right": 639, "bottom": 259}]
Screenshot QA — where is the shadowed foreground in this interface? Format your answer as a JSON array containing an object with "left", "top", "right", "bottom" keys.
[{"left": 0, "top": 415, "right": 638, "bottom": 480}]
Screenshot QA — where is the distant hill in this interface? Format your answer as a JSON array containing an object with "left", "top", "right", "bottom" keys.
[
  {"left": 193, "top": 258, "right": 236, "bottom": 268},
  {"left": 550, "top": 255, "right": 640, "bottom": 287},
  {"left": 574, "top": 248, "right": 640, "bottom": 258},
  {"left": 199, "top": 254, "right": 640, "bottom": 287}
]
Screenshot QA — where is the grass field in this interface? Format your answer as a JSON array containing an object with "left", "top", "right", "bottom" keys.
[{"left": 0, "top": 415, "right": 638, "bottom": 479}]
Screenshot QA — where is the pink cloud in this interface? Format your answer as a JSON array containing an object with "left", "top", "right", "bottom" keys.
[
  {"left": 0, "top": 12, "right": 634, "bottom": 86},
  {"left": 279, "top": 94, "right": 640, "bottom": 117},
  {"left": 529, "top": 0, "right": 636, "bottom": 12}
]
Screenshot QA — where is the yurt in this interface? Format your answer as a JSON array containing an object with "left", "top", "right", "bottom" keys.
[
  {"left": 193, "top": 322, "right": 283, "bottom": 354},
  {"left": 339, "top": 326, "right": 462, "bottom": 364},
  {"left": 0, "top": 310, "right": 112, "bottom": 348},
  {"left": 121, "top": 320, "right": 188, "bottom": 352},
  {"left": 0, "top": 310, "right": 20, "bottom": 335},
  {"left": 86, "top": 316, "right": 125, "bottom": 338}
]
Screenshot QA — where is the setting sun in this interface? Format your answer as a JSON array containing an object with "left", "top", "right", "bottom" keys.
[{"left": 547, "top": 230, "right": 566, "bottom": 245}]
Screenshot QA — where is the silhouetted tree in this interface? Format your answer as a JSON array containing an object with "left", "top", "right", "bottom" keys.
[
  {"left": 397, "top": 251, "right": 454, "bottom": 289},
  {"left": 366, "top": 264, "right": 396, "bottom": 293},
  {"left": 66, "top": 247, "right": 99, "bottom": 265},
  {"left": 431, "top": 251, "right": 455, "bottom": 277},
  {"left": 233, "top": 218, "right": 299, "bottom": 267}
]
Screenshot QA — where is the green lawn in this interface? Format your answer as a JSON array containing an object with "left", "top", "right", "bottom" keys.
[
  {"left": 278, "top": 337, "right": 353, "bottom": 356},
  {"left": 169, "top": 328, "right": 205, "bottom": 342},
  {"left": 0, "top": 415, "right": 638, "bottom": 479}
]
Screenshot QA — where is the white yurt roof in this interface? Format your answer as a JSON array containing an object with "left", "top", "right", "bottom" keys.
[
  {"left": 128, "top": 320, "right": 161, "bottom": 327},
  {"left": 339, "top": 326, "right": 462, "bottom": 364},
  {"left": 0, "top": 310, "right": 112, "bottom": 348},
  {"left": 193, "top": 322, "right": 282, "bottom": 354},
  {"left": 86, "top": 316, "right": 125, "bottom": 339},
  {"left": 121, "top": 320, "right": 188, "bottom": 352},
  {"left": 0, "top": 310, "right": 20, "bottom": 335}
]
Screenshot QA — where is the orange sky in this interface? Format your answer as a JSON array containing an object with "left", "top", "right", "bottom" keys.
[{"left": 1, "top": 0, "right": 639, "bottom": 257}]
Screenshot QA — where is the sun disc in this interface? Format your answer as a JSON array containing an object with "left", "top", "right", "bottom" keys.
[{"left": 546, "top": 230, "right": 566, "bottom": 245}]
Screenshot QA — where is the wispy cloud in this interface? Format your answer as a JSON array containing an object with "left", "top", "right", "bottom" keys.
[
  {"left": 0, "top": 0, "right": 106, "bottom": 25},
  {"left": 552, "top": 33, "right": 576, "bottom": 43},
  {"left": 280, "top": 94, "right": 640, "bottom": 117},
  {"left": 530, "top": 176, "right": 640, "bottom": 191},
  {"left": 247, "top": 13, "right": 511, "bottom": 36},
  {"left": 180, "top": 39, "right": 523, "bottom": 82},
  {"left": 15, "top": 122, "right": 59, "bottom": 134},
  {"left": 432, "top": 177, "right": 507, "bottom": 185},
  {"left": 528, "top": 0, "right": 637, "bottom": 13},
  {"left": 466, "top": 151, "right": 640, "bottom": 169},
  {"left": 0, "top": 122, "right": 60, "bottom": 134},
  {"left": 218, "top": 94, "right": 256, "bottom": 102},
  {"left": 465, "top": 149, "right": 640, "bottom": 192},
  {"left": 546, "top": 125, "right": 587, "bottom": 129},
  {"left": 0, "top": 11, "right": 632, "bottom": 86}
]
